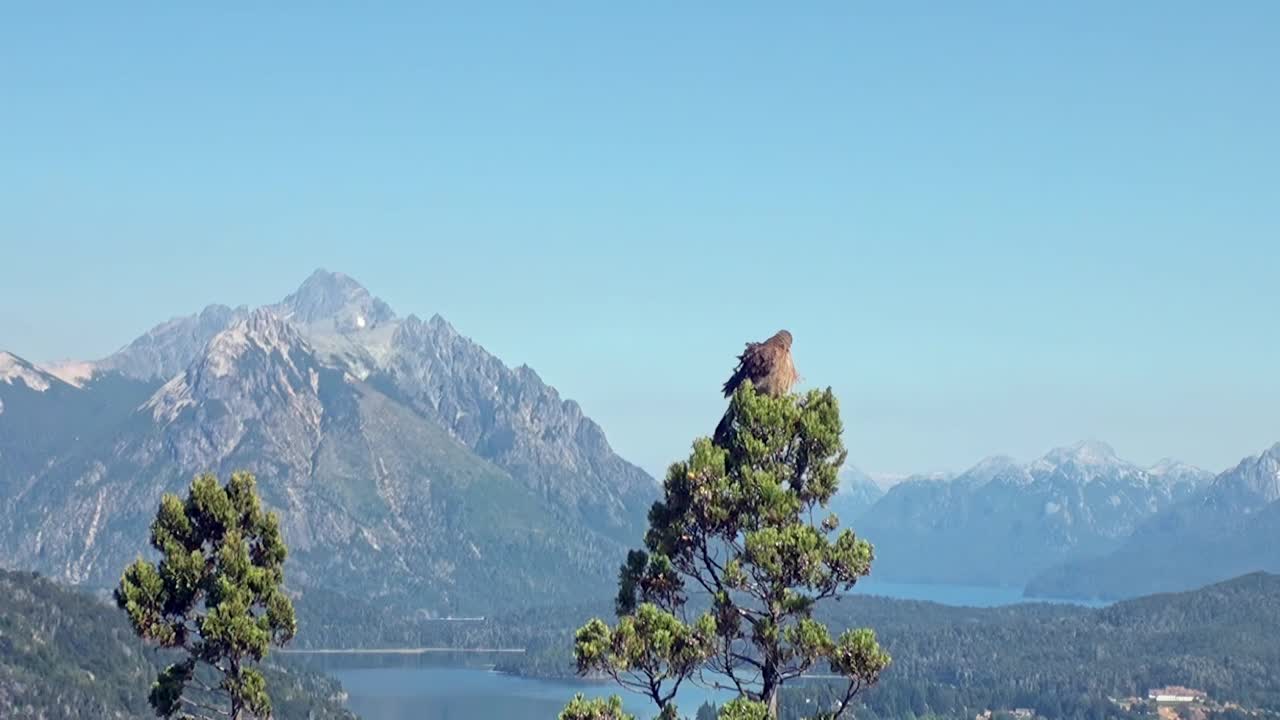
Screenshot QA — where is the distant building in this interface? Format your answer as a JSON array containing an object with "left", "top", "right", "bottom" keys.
[
  {"left": 975, "top": 708, "right": 1036, "bottom": 720},
  {"left": 1147, "top": 686, "right": 1207, "bottom": 704}
]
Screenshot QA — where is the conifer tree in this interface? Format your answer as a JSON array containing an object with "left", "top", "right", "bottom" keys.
[
  {"left": 566, "top": 383, "right": 889, "bottom": 719},
  {"left": 116, "top": 471, "right": 297, "bottom": 720}
]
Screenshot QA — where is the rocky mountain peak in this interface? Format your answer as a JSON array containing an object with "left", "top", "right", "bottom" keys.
[
  {"left": 144, "top": 309, "right": 319, "bottom": 425},
  {"left": 1042, "top": 439, "right": 1121, "bottom": 467},
  {"left": 1208, "top": 443, "right": 1280, "bottom": 509},
  {"left": 1149, "top": 458, "right": 1190, "bottom": 474},
  {"left": 98, "top": 303, "right": 249, "bottom": 381},
  {"left": 839, "top": 464, "right": 875, "bottom": 488},
  {"left": 963, "top": 455, "right": 1024, "bottom": 485},
  {"left": 276, "top": 269, "right": 395, "bottom": 332},
  {"left": 1026, "top": 440, "right": 1142, "bottom": 487},
  {"left": 203, "top": 309, "right": 305, "bottom": 375},
  {"left": 426, "top": 312, "right": 455, "bottom": 333},
  {"left": 1147, "top": 458, "right": 1214, "bottom": 488}
]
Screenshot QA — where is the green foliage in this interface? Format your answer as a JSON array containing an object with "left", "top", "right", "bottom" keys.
[
  {"left": 502, "top": 574, "right": 1280, "bottom": 719},
  {"left": 571, "top": 383, "right": 888, "bottom": 718},
  {"left": 573, "top": 603, "right": 717, "bottom": 715},
  {"left": 718, "top": 697, "right": 771, "bottom": 720},
  {"left": 559, "top": 693, "right": 637, "bottom": 720},
  {"left": 0, "top": 567, "right": 353, "bottom": 720},
  {"left": 116, "top": 471, "right": 297, "bottom": 719}
]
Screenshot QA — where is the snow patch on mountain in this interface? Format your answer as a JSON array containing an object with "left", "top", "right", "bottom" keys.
[
  {"left": 1033, "top": 439, "right": 1120, "bottom": 472},
  {"left": 0, "top": 351, "right": 52, "bottom": 391},
  {"left": 38, "top": 360, "right": 97, "bottom": 387},
  {"left": 144, "top": 374, "right": 195, "bottom": 422}
]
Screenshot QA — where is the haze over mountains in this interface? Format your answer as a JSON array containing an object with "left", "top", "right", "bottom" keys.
[{"left": 0, "top": 270, "right": 655, "bottom": 617}]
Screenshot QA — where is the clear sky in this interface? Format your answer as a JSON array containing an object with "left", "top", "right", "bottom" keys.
[{"left": 2, "top": 3, "right": 1277, "bottom": 477}]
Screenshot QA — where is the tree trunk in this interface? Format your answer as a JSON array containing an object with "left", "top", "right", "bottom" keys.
[{"left": 761, "top": 664, "right": 779, "bottom": 718}]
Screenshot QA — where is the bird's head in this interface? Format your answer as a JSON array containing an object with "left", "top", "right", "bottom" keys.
[{"left": 772, "top": 330, "right": 793, "bottom": 349}]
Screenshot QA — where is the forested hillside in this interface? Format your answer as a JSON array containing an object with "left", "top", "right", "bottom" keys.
[
  {"left": 490, "top": 573, "right": 1280, "bottom": 719},
  {"left": 0, "top": 567, "right": 356, "bottom": 720}
]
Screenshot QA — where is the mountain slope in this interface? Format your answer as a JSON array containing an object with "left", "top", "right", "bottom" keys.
[
  {"left": 0, "top": 352, "right": 157, "bottom": 500},
  {"left": 858, "top": 441, "right": 1212, "bottom": 586},
  {"left": 2, "top": 311, "right": 630, "bottom": 614},
  {"left": 82, "top": 269, "right": 655, "bottom": 543},
  {"left": 97, "top": 304, "right": 249, "bottom": 382},
  {"left": 1026, "top": 442, "right": 1280, "bottom": 600},
  {"left": 376, "top": 312, "right": 653, "bottom": 542},
  {"left": 828, "top": 464, "right": 886, "bottom": 525},
  {"left": 0, "top": 271, "right": 656, "bottom": 620}
]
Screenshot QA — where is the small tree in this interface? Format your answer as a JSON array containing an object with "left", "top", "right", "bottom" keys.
[
  {"left": 116, "top": 471, "right": 297, "bottom": 720},
  {"left": 559, "top": 694, "right": 637, "bottom": 720},
  {"left": 568, "top": 383, "right": 889, "bottom": 719}
]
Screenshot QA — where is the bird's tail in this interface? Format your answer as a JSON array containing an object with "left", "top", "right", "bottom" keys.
[{"left": 713, "top": 408, "right": 733, "bottom": 448}]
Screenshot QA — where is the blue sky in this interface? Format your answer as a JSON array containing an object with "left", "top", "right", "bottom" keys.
[{"left": 2, "top": 3, "right": 1277, "bottom": 477}]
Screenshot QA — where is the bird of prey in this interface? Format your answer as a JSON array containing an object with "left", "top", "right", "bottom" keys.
[
  {"left": 722, "top": 330, "right": 798, "bottom": 398},
  {"left": 714, "top": 330, "right": 798, "bottom": 445}
]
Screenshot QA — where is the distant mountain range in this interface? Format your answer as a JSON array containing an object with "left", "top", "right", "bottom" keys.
[
  {"left": 829, "top": 437, "right": 1273, "bottom": 595},
  {"left": 0, "top": 270, "right": 656, "bottom": 618},
  {"left": 1026, "top": 442, "right": 1280, "bottom": 599}
]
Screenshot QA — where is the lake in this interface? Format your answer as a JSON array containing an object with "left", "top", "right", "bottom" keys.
[
  {"left": 322, "top": 582, "right": 1106, "bottom": 719},
  {"left": 850, "top": 579, "right": 1108, "bottom": 607},
  {"left": 332, "top": 665, "right": 730, "bottom": 720}
]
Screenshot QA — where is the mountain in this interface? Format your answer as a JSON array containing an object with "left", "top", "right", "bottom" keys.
[
  {"left": 1026, "top": 442, "right": 1280, "bottom": 600},
  {"left": 96, "top": 304, "right": 250, "bottom": 382},
  {"left": 857, "top": 440, "right": 1213, "bottom": 586},
  {"left": 0, "top": 270, "right": 656, "bottom": 621},
  {"left": 374, "top": 313, "right": 656, "bottom": 541},
  {"left": 827, "top": 464, "right": 885, "bottom": 524},
  {"left": 0, "top": 566, "right": 355, "bottom": 720},
  {"left": 0, "top": 352, "right": 157, "bottom": 497}
]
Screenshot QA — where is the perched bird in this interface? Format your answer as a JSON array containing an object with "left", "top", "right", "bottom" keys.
[{"left": 714, "top": 330, "right": 799, "bottom": 445}]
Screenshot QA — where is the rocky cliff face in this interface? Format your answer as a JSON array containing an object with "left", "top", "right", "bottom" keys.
[
  {"left": 0, "top": 271, "right": 656, "bottom": 616},
  {"left": 378, "top": 313, "right": 654, "bottom": 542}
]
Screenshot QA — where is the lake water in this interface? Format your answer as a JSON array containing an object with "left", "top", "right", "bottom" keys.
[
  {"left": 324, "top": 582, "right": 1106, "bottom": 719},
  {"left": 332, "top": 666, "right": 729, "bottom": 720},
  {"left": 851, "top": 579, "right": 1107, "bottom": 607}
]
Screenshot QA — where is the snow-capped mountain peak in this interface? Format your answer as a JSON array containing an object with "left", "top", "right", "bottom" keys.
[
  {"left": 1206, "top": 443, "right": 1280, "bottom": 508},
  {"left": 1039, "top": 439, "right": 1121, "bottom": 468},
  {"left": 963, "top": 455, "right": 1025, "bottom": 485}
]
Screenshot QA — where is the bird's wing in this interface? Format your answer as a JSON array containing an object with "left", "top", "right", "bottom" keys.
[{"left": 722, "top": 341, "right": 775, "bottom": 397}]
